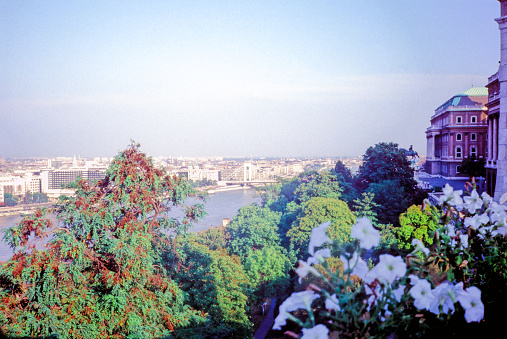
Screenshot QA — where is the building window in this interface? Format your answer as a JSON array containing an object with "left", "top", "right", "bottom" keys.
[
  {"left": 471, "top": 147, "right": 477, "bottom": 157},
  {"left": 456, "top": 133, "right": 462, "bottom": 141},
  {"left": 456, "top": 147, "right": 462, "bottom": 158},
  {"left": 456, "top": 116, "right": 463, "bottom": 124},
  {"left": 471, "top": 116, "right": 477, "bottom": 123},
  {"left": 471, "top": 133, "right": 477, "bottom": 141}
]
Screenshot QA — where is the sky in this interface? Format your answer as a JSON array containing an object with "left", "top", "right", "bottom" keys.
[{"left": 0, "top": 0, "right": 502, "bottom": 158}]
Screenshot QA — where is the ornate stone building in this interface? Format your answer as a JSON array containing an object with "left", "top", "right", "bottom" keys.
[
  {"left": 426, "top": 87, "right": 488, "bottom": 177},
  {"left": 486, "top": 0, "right": 507, "bottom": 200}
]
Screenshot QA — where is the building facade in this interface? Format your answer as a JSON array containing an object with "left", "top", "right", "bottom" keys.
[
  {"left": 486, "top": 0, "right": 507, "bottom": 200},
  {"left": 426, "top": 87, "right": 488, "bottom": 177}
]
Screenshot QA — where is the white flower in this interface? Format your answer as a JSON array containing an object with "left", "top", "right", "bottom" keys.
[
  {"left": 463, "top": 190, "right": 483, "bottom": 214},
  {"left": 371, "top": 254, "right": 407, "bottom": 284},
  {"left": 301, "top": 324, "right": 329, "bottom": 339},
  {"left": 393, "top": 284, "right": 406, "bottom": 302},
  {"left": 350, "top": 217, "right": 380, "bottom": 250},
  {"left": 411, "top": 238, "right": 430, "bottom": 256},
  {"left": 409, "top": 279, "right": 433, "bottom": 310},
  {"left": 325, "top": 293, "right": 340, "bottom": 312},
  {"left": 308, "top": 221, "right": 332, "bottom": 255},
  {"left": 273, "top": 291, "right": 320, "bottom": 330},
  {"left": 408, "top": 274, "right": 420, "bottom": 285},
  {"left": 306, "top": 248, "right": 331, "bottom": 266},
  {"left": 481, "top": 191, "right": 493, "bottom": 206},
  {"left": 340, "top": 252, "right": 368, "bottom": 280},
  {"left": 295, "top": 260, "right": 321, "bottom": 283},
  {"left": 464, "top": 213, "right": 489, "bottom": 230},
  {"left": 440, "top": 184, "right": 464, "bottom": 208},
  {"left": 457, "top": 286, "right": 484, "bottom": 323},
  {"left": 428, "top": 282, "right": 456, "bottom": 315}
]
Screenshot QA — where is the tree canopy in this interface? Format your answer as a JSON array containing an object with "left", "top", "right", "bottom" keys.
[{"left": 0, "top": 143, "right": 208, "bottom": 338}]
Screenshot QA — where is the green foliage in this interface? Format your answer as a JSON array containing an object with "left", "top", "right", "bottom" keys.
[
  {"left": 396, "top": 205, "right": 438, "bottom": 250},
  {"left": 226, "top": 204, "right": 282, "bottom": 257},
  {"left": 366, "top": 179, "right": 413, "bottom": 226},
  {"left": 193, "top": 226, "right": 229, "bottom": 251},
  {"left": 287, "top": 197, "right": 355, "bottom": 257},
  {"left": 3, "top": 193, "right": 18, "bottom": 206},
  {"left": 459, "top": 155, "right": 486, "bottom": 178},
  {"left": 352, "top": 191, "right": 379, "bottom": 224},
  {"left": 243, "top": 245, "right": 292, "bottom": 299},
  {"left": 173, "top": 241, "right": 251, "bottom": 333},
  {"left": 293, "top": 171, "right": 343, "bottom": 204},
  {"left": 356, "top": 142, "right": 416, "bottom": 192},
  {"left": 334, "top": 160, "right": 353, "bottom": 183},
  {"left": 0, "top": 143, "right": 208, "bottom": 338}
]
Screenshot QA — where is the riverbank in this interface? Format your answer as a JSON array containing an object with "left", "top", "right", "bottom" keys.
[{"left": 0, "top": 202, "right": 54, "bottom": 217}]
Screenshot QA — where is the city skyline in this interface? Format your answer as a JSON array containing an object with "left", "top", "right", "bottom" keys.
[{"left": 1, "top": 1, "right": 500, "bottom": 158}]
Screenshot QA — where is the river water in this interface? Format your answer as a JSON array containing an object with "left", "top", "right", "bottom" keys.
[{"left": 0, "top": 188, "right": 261, "bottom": 261}]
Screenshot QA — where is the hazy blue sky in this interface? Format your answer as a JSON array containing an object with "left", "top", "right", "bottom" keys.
[{"left": 0, "top": 1, "right": 501, "bottom": 158}]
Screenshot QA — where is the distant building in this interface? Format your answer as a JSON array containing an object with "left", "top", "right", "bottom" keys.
[
  {"left": 41, "top": 167, "right": 106, "bottom": 198},
  {"left": 425, "top": 87, "right": 488, "bottom": 177}
]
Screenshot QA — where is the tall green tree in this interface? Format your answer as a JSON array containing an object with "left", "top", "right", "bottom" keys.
[
  {"left": 0, "top": 143, "right": 207, "bottom": 338},
  {"left": 287, "top": 197, "right": 355, "bottom": 257},
  {"left": 356, "top": 142, "right": 417, "bottom": 192},
  {"left": 174, "top": 241, "right": 251, "bottom": 335},
  {"left": 459, "top": 155, "right": 486, "bottom": 178},
  {"left": 226, "top": 204, "right": 282, "bottom": 257}
]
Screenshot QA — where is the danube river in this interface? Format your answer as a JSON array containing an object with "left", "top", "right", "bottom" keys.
[{"left": 0, "top": 188, "right": 261, "bottom": 261}]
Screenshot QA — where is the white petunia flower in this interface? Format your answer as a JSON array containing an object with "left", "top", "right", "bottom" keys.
[
  {"left": 308, "top": 221, "right": 332, "bottom": 256},
  {"left": 409, "top": 279, "right": 433, "bottom": 310},
  {"left": 464, "top": 213, "right": 489, "bottom": 230},
  {"left": 273, "top": 291, "right": 320, "bottom": 330},
  {"left": 371, "top": 254, "right": 407, "bottom": 284},
  {"left": 463, "top": 190, "right": 483, "bottom": 214},
  {"left": 301, "top": 324, "right": 329, "bottom": 339},
  {"left": 340, "top": 252, "right": 368, "bottom": 280},
  {"left": 295, "top": 260, "right": 322, "bottom": 283},
  {"left": 325, "top": 293, "right": 340, "bottom": 312},
  {"left": 440, "top": 184, "right": 464, "bottom": 208},
  {"left": 457, "top": 286, "right": 484, "bottom": 323},
  {"left": 350, "top": 217, "right": 380, "bottom": 250},
  {"left": 411, "top": 238, "right": 430, "bottom": 256},
  {"left": 306, "top": 248, "right": 331, "bottom": 266},
  {"left": 428, "top": 282, "right": 456, "bottom": 315},
  {"left": 393, "top": 284, "right": 406, "bottom": 302}
]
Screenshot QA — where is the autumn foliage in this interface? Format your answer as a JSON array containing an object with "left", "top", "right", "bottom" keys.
[{"left": 0, "top": 143, "right": 208, "bottom": 338}]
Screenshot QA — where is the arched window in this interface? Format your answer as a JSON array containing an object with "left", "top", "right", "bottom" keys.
[
  {"left": 471, "top": 133, "right": 477, "bottom": 141},
  {"left": 456, "top": 133, "right": 462, "bottom": 141},
  {"left": 456, "top": 147, "right": 462, "bottom": 158},
  {"left": 470, "top": 147, "right": 477, "bottom": 157},
  {"left": 471, "top": 116, "right": 477, "bottom": 123},
  {"left": 456, "top": 116, "right": 463, "bottom": 124}
]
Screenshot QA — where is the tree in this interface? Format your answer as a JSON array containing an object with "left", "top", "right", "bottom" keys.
[
  {"left": 173, "top": 241, "right": 251, "bottom": 335},
  {"left": 334, "top": 160, "right": 353, "bottom": 183},
  {"left": 3, "top": 193, "right": 18, "bottom": 206},
  {"left": 226, "top": 204, "right": 282, "bottom": 257},
  {"left": 287, "top": 197, "right": 355, "bottom": 257},
  {"left": 356, "top": 142, "right": 417, "bottom": 193},
  {"left": 0, "top": 143, "right": 208, "bottom": 338},
  {"left": 293, "top": 171, "right": 343, "bottom": 204},
  {"left": 396, "top": 204, "right": 439, "bottom": 250},
  {"left": 366, "top": 179, "right": 412, "bottom": 226},
  {"left": 459, "top": 155, "right": 486, "bottom": 178},
  {"left": 243, "top": 245, "right": 292, "bottom": 299}
]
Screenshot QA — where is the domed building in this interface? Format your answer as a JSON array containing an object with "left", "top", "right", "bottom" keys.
[{"left": 425, "top": 87, "right": 488, "bottom": 177}]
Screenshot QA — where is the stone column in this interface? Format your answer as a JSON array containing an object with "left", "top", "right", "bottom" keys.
[
  {"left": 488, "top": 118, "right": 493, "bottom": 162},
  {"left": 493, "top": 117, "right": 498, "bottom": 161},
  {"left": 494, "top": 0, "right": 507, "bottom": 200}
]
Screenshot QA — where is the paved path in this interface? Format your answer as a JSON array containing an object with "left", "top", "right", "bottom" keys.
[{"left": 254, "top": 298, "right": 278, "bottom": 339}]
